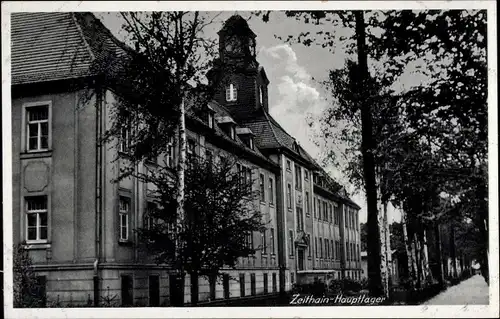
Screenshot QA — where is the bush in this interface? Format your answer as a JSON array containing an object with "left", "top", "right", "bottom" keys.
[
  {"left": 13, "top": 244, "right": 46, "bottom": 308},
  {"left": 327, "top": 278, "right": 363, "bottom": 294},
  {"left": 292, "top": 281, "right": 327, "bottom": 296}
]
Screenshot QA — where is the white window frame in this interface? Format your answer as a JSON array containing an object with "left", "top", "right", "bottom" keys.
[
  {"left": 226, "top": 83, "right": 237, "bottom": 102},
  {"left": 259, "top": 173, "right": 265, "bottom": 202},
  {"left": 208, "top": 112, "right": 215, "bottom": 129},
  {"left": 287, "top": 183, "right": 292, "bottom": 209},
  {"left": 23, "top": 101, "right": 52, "bottom": 153},
  {"left": 119, "top": 124, "right": 132, "bottom": 153},
  {"left": 268, "top": 177, "right": 274, "bottom": 205},
  {"left": 119, "top": 197, "right": 130, "bottom": 241},
  {"left": 229, "top": 125, "right": 236, "bottom": 140},
  {"left": 25, "top": 196, "right": 48, "bottom": 243}
]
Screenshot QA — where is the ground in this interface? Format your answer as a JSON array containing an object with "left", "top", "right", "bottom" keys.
[{"left": 423, "top": 274, "right": 489, "bottom": 305}]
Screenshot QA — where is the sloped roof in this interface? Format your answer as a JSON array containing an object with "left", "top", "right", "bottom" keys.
[
  {"left": 11, "top": 12, "right": 125, "bottom": 85},
  {"left": 186, "top": 100, "right": 276, "bottom": 167}
]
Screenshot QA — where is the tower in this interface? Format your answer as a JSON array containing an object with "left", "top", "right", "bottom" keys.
[{"left": 210, "top": 15, "right": 270, "bottom": 114}]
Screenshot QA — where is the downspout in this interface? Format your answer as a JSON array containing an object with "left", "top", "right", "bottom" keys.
[
  {"left": 94, "top": 83, "right": 104, "bottom": 306},
  {"left": 277, "top": 152, "right": 286, "bottom": 296}
]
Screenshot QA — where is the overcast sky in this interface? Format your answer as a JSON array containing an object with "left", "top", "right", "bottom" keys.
[{"left": 96, "top": 11, "right": 404, "bottom": 224}]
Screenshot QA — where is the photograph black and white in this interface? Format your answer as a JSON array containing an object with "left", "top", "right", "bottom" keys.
[{"left": 2, "top": 1, "right": 498, "bottom": 318}]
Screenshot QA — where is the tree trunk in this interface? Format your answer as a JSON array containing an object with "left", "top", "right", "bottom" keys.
[
  {"left": 476, "top": 171, "right": 489, "bottom": 284},
  {"left": 421, "top": 229, "right": 432, "bottom": 285},
  {"left": 450, "top": 224, "right": 458, "bottom": 278},
  {"left": 354, "top": 10, "right": 383, "bottom": 298},
  {"left": 190, "top": 272, "right": 199, "bottom": 306},
  {"left": 380, "top": 201, "right": 389, "bottom": 297},
  {"left": 433, "top": 222, "right": 445, "bottom": 287},
  {"left": 413, "top": 234, "right": 422, "bottom": 288},
  {"left": 402, "top": 209, "right": 415, "bottom": 288},
  {"left": 173, "top": 96, "right": 187, "bottom": 306}
]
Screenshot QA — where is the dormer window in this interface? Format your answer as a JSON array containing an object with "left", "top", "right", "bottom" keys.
[
  {"left": 226, "top": 83, "right": 237, "bottom": 102},
  {"left": 208, "top": 112, "right": 214, "bottom": 129},
  {"left": 230, "top": 125, "right": 236, "bottom": 139},
  {"left": 236, "top": 127, "right": 255, "bottom": 150}
]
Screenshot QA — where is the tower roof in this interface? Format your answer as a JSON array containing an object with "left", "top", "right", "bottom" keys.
[{"left": 218, "top": 14, "right": 256, "bottom": 38}]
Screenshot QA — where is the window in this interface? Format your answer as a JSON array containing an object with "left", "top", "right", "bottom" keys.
[
  {"left": 268, "top": 178, "right": 274, "bottom": 205},
  {"left": 346, "top": 241, "right": 349, "bottom": 261},
  {"left": 144, "top": 201, "right": 157, "bottom": 230},
  {"left": 263, "top": 273, "right": 268, "bottom": 294},
  {"left": 187, "top": 139, "right": 196, "bottom": 163},
  {"left": 229, "top": 125, "right": 236, "bottom": 140},
  {"left": 323, "top": 202, "right": 328, "bottom": 221},
  {"left": 335, "top": 241, "right": 340, "bottom": 260},
  {"left": 237, "top": 165, "right": 252, "bottom": 189},
  {"left": 296, "top": 207, "right": 303, "bottom": 231},
  {"left": 119, "top": 124, "right": 132, "bottom": 153},
  {"left": 357, "top": 244, "right": 360, "bottom": 261},
  {"left": 239, "top": 273, "right": 245, "bottom": 297},
  {"left": 304, "top": 170, "right": 309, "bottom": 181},
  {"left": 259, "top": 86, "right": 264, "bottom": 105},
  {"left": 355, "top": 211, "right": 359, "bottom": 230},
  {"left": 329, "top": 204, "right": 333, "bottom": 223},
  {"left": 226, "top": 83, "right": 237, "bottom": 102},
  {"left": 295, "top": 165, "right": 302, "bottom": 190},
  {"left": 149, "top": 275, "right": 160, "bottom": 307},
  {"left": 325, "top": 240, "right": 329, "bottom": 259},
  {"left": 305, "top": 192, "right": 310, "bottom": 216},
  {"left": 119, "top": 197, "right": 130, "bottom": 241},
  {"left": 248, "top": 232, "right": 254, "bottom": 251},
  {"left": 208, "top": 112, "right": 215, "bottom": 129},
  {"left": 314, "top": 198, "right": 317, "bottom": 218},
  {"left": 259, "top": 174, "right": 265, "bottom": 202},
  {"left": 287, "top": 183, "right": 292, "bottom": 209},
  {"left": 331, "top": 240, "right": 334, "bottom": 260},
  {"left": 308, "top": 234, "right": 312, "bottom": 257},
  {"left": 315, "top": 237, "right": 318, "bottom": 258},
  {"left": 289, "top": 230, "right": 294, "bottom": 256},
  {"left": 121, "top": 275, "right": 133, "bottom": 306},
  {"left": 165, "top": 137, "right": 174, "bottom": 168},
  {"left": 26, "top": 104, "right": 49, "bottom": 152},
  {"left": 25, "top": 196, "right": 48, "bottom": 242},
  {"left": 270, "top": 228, "right": 275, "bottom": 254},
  {"left": 334, "top": 203, "right": 340, "bottom": 225},
  {"left": 261, "top": 229, "right": 267, "bottom": 254},
  {"left": 317, "top": 199, "right": 321, "bottom": 220},
  {"left": 319, "top": 238, "right": 323, "bottom": 258},
  {"left": 286, "top": 160, "right": 291, "bottom": 171}
]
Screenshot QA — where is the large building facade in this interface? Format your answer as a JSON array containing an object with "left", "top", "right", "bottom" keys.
[{"left": 11, "top": 12, "right": 361, "bottom": 307}]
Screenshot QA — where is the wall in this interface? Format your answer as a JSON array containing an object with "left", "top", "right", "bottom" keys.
[{"left": 12, "top": 88, "right": 97, "bottom": 264}]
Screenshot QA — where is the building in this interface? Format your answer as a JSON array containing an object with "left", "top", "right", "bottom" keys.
[{"left": 11, "top": 12, "right": 361, "bottom": 306}]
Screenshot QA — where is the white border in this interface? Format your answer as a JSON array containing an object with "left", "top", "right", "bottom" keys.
[{"left": 2, "top": 1, "right": 498, "bottom": 318}]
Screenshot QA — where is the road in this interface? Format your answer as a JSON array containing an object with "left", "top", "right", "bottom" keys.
[{"left": 423, "top": 274, "right": 489, "bottom": 305}]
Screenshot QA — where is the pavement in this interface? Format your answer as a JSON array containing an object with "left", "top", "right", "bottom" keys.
[{"left": 423, "top": 274, "right": 489, "bottom": 305}]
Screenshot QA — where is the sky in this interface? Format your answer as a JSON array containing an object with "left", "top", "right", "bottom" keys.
[{"left": 95, "top": 11, "right": 404, "bottom": 224}]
